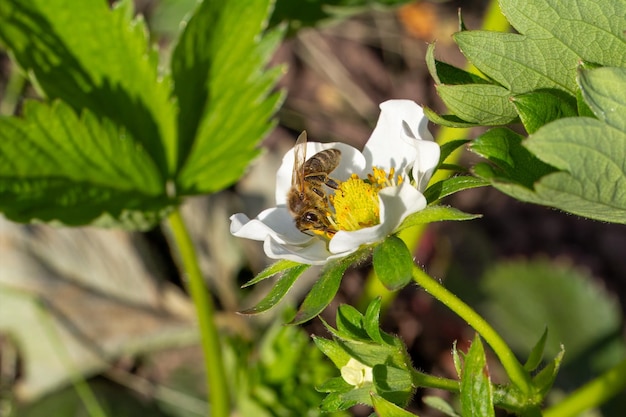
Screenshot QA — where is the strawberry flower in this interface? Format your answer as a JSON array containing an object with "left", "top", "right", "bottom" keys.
[{"left": 230, "top": 100, "right": 440, "bottom": 265}]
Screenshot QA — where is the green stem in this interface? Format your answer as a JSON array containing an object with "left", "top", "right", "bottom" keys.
[
  {"left": 167, "top": 208, "right": 229, "bottom": 417},
  {"left": 411, "top": 370, "right": 459, "bottom": 392},
  {"left": 543, "top": 357, "right": 626, "bottom": 417},
  {"left": 411, "top": 265, "right": 532, "bottom": 395}
]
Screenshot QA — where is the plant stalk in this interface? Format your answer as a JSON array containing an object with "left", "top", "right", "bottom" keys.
[
  {"left": 543, "top": 357, "right": 626, "bottom": 417},
  {"left": 167, "top": 208, "right": 229, "bottom": 417},
  {"left": 411, "top": 265, "right": 532, "bottom": 395}
]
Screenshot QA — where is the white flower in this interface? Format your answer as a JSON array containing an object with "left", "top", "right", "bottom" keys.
[
  {"left": 340, "top": 358, "right": 373, "bottom": 388},
  {"left": 230, "top": 100, "right": 440, "bottom": 265}
]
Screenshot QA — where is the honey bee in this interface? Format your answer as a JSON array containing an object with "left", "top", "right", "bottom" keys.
[{"left": 287, "top": 131, "right": 341, "bottom": 236}]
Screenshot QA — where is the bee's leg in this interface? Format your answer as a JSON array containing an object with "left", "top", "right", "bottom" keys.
[{"left": 325, "top": 177, "right": 339, "bottom": 189}]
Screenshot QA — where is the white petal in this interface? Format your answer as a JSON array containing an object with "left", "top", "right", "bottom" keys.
[
  {"left": 328, "top": 224, "right": 389, "bottom": 254},
  {"left": 379, "top": 182, "right": 427, "bottom": 230},
  {"left": 363, "top": 100, "right": 434, "bottom": 173},
  {"left": 264, "top": 236, "right": 332, "bottom": 265},
  {"left": 412, "top": 139, "right": 441, "bottom": 191},
  {"left": 230, "top": 207, "right": 311, "bottom": 245},
  {"left": 275, "top": 141, "right": 366, "bottom": 205}
]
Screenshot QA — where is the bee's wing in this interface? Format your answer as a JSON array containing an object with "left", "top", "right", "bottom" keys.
[{"left": 292, "top": 131, "right": 307, "bottom": 189}]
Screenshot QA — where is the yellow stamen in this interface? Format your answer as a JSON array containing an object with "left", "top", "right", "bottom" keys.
[{"left": 329, "top": 167, "right": 403, "bottom": 232}]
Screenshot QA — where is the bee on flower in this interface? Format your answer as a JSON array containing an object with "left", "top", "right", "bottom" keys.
[{"left": 230, "top": 100, "right": 440, "bottom": 265}]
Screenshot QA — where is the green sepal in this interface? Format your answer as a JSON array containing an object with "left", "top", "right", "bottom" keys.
[
  {"left": 532, "top": 346, "right": 565, "bottom": 398},
  {"left": 239, "top": 263, "right": 309, "bottom": 314},
  {"left": 524, "top": 328, "right": 548, "bottom": 372},
  {"left": 290, "top": 258, "right": 350, "bottom": 324},
  {"left": 373, "top": 236, "right": 413, "bottom": 291},
  {"left": 241, "top": 259, "right": 303, "bottom": 288},
  {"left": 371, "top": 392, "right": 416, "bottom": 417},
  {"left": 398, "top": 206, "right": 481, "bottom": 232}
]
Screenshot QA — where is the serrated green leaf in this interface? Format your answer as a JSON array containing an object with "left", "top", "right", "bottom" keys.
[
  {"left": 512, "top": 89, "right": 578, "bottom": 134},
  {"left": 440, "top": 0, "right": 625, "bottom": 126},
  {"left": 470, "top": 127, "right": 557, "bottom": 188},
  {"left": 239, "top": 263, "right": 309, "bottom": 314},
  {"left": 175, "top": 0, "right": 284, "bottom": 194},
  {"left": 424, "top": 176, "right": 489, "bottom": 203},
  {"left": 291, "top": 259, "right": 349, "bottom": 324},
  {"left": 242, "top": 259, "right": 302, "bottom": 288},
  {"left": 373, "top": 236, "right": 413, "bottom": 291},
  {"left": 524, "top": 328, "right": 548, "bottom": 372},
  {"left": 524, "top": 119, "right": 626, "bottom": 223},
  {"left": 579, "top": 67, "right": 626, "bottom": 131},
  {"left": 499, "top": 0, "right": 626, "bottom": 69},
  {"left": 436, "top": 83, "right": 518, "bottom": 125},
  {"left": 426, "top": 43, "right": 490, "bottom": 86},
  {"left": 0, "top": 0, "right": 177, "bottom": 175},
  {"left": 398, "top": 206, "right": 481, "bottom": 231},
  {"left": 460, "top": 335, "right": 495, "bottom": 417},
  {"left": 0, "top": 100, "right": 172, "bottom": 228},
  {"left": 335, "top": 304, "right": 369, "bottom": 341},
  {"left": 371, "top": 393, "right": 416, "bottom": 417}
]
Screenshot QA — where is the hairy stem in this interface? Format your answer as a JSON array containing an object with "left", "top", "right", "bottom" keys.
[
  {"left": 411, "top": 265, "right": 532, "bottom": 395},
  {"left": 167, "top": 208, "right": 229, "bottom": 417}
]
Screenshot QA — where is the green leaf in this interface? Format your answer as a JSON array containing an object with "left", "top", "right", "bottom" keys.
[
  {"left": 242, "top": 260, "right": 303, "bottom": 288},
  {"left": 455, "top": 0, "right": 625, "bottom": 95},
  {"left": 532, "top": 346, "right": 565, "bottom": 398},
  {"left": 470, "top": 127, "right": 557, "bottom": 188},
  {"left": 291, "top": 259, "right": 349, "bottom": 324},
  {"left": 423, "top": 396, "right": 460, "bottom": 417},
  {"left": 423, "top": 176, "right": 489, "bottom": 203},
  {"left": 432, "top": 0, "right": 625, "bottom": 125},
  {"left": 460, "top": 335, "right": 495, "bottom": 417},
  {"left": 426, "top": 43, "right": 489, "bottom": 86},
  {"left": 579, "top": 66, "right": 626, "bottom": 131},
  {"left": 174, "top": 0, "right": 284, "bottom": 194},
  {"left": 524, "top": 328, "right": 548, "bottom": 372},
  {"left": 512, "top": 89, "right": 578, "bottom": 134},
  {"left": 335, "top": 304, "right": 369, "bottom": 341},
  {"left": 364, "top": 298, "right": 388, "bottom": 345},
  {"left": 436, "top": 83, "right": 518, "bottom": 125},
  {"left": 398, "top": 206, "right": 481, "bottom": 231},
  {"left": 0, "top": 0, "right": 177, "bottom": 175},
  {"left": 479, "top": 260, "right": 623, "bottom": 364},
  {"left": 371, "top": 393, "right": 416, "bottom": 417},
  {"left": 423, "top": 107, "right": 482, "bottom": 128},
  {"left": 372, "top": 365, "right": 414, "bottom": 406},
  {"left": 439, "top": 140, "right": 470, "bottom": 164},
  {"left": 239, "top": 263, "right": 309, "bottom": 314},
  {"left": 373, "top": 236, "right": 413, "bottom": 291},
  {"left": 0, "top": 100, "right": 171, "bottom": 229},
  {"left": 313, "top": 336, "right": 352, "bottom": 370},
  {"left": 485, "top": 67, "right": 626, "bottom": 223}
]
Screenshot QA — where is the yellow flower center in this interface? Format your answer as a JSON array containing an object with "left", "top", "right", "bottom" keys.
[{"left": 329, "top": 167, "right": 402, "bottom": 232}]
